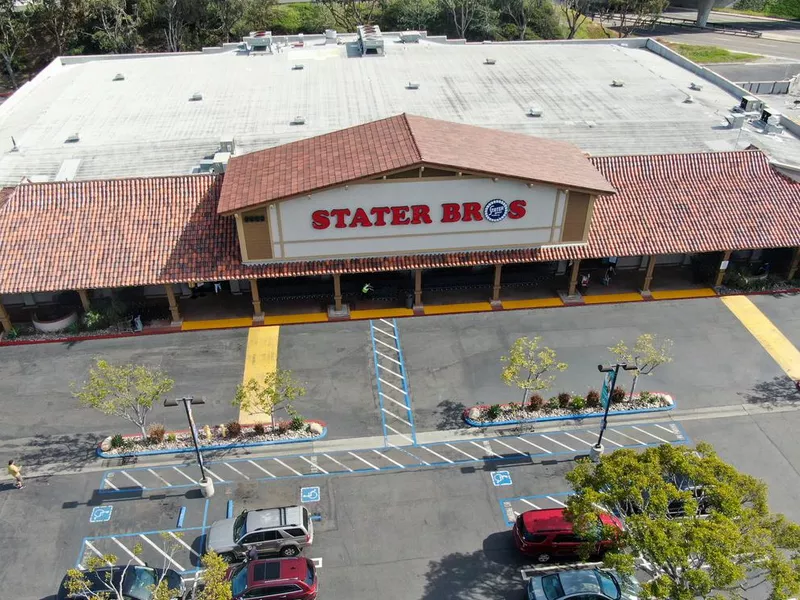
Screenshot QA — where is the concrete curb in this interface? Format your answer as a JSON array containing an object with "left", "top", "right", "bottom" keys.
[
  {"left": 95, "top": 420, "right": 328, "bottom": 458},
  {"left": 463, "top": 395, "right": 674, "bottom": 427},
  {"left": 0, "top": 326, "right": 181, "bottom": 346}
]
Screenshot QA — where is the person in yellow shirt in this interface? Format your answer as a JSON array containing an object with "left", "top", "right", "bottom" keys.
[{"left": 7, "top": 459, "right": 23, "bottom": 489}]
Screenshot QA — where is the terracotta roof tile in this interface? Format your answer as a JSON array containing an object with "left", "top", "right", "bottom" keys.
[{"left": 217, "top": 114, "right": 614, "bottom": 214}]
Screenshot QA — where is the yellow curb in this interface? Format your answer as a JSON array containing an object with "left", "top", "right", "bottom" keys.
[
  {"left": 721, "top": 296, "right": 800, "bottom": 380},
  {"left": 351, "top": 308, "right": 415, "bottom": 319},
  {"left": 502, "top": 298, "right": 564, "bottom": 310},
  {"left": 181, "top": 317, "right": 253, "bottom": 331},
  {"left": 239, "top": 326, "right": 280, "bottom": 425},
  {"left": 651, "top": 288, "right": 717, "bottom": 300},
  {"left": 423, "top": 302, "right": 494, "bottom": 315},
  {"left": 262, "top": 313, "right": 328, "bottom": 326},
  {"left": 583, "top": 293, "right": 644, "bottom": 304}
]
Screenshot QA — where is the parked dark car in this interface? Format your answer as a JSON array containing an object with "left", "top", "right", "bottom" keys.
[{"left": 63, "top": 565, "right": 185, "bottom": 600}]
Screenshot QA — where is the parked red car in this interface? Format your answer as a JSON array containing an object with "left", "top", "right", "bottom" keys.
[
  {"left": 228, "top": 557, "right": 317, "bottom": 600},
  {"left": 513, "top": 508, "right": 623, "bottom": 563}
]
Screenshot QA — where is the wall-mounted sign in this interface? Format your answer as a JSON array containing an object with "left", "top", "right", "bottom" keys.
[{"left": 311, "top": 199, "right": 527, "bottom": 230}]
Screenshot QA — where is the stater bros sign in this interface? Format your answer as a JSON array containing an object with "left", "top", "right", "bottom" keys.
[{"left": 311, "top": 199, "right": 528, "bottom": 229}]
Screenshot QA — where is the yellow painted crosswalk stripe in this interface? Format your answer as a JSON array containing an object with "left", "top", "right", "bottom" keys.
[
  {"left": 239, "top": 326, "right": 280, "bottom": 425},
  {"left": 721, "top": 296, "right": 800, "bottom": 380}
]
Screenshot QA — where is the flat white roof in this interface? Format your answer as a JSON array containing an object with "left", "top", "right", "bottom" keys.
[{"left": 1, "top": 34, "right": 799, "bottom": 185}]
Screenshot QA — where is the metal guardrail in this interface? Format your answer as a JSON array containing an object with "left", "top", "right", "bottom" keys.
[{"left": 603, "top": 12, "right": 763, "bottom": 37}]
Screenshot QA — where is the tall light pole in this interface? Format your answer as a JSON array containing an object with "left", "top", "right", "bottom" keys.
[
  {"left": 164, "top": 396, "right": 214, "bottom": 497},
  {"left": 590, "top": 362, "right": 637, "bottom": 461}
]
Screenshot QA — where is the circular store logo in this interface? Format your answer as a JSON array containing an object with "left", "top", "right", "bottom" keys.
[{"left": 483, "top": 199, "right": 509, "bottom": 223}]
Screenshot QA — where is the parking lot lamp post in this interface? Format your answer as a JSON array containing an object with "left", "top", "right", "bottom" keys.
[
  {"left": 590, "top": 363, "right": 637, "bottom": 461},
  {"left": 164, "top": 396, "right": 214, "bottom": 497}
]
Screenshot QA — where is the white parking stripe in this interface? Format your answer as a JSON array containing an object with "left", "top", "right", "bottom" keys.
[
  {"left": 323, "top": 453, "right": 353, "bottom": 472},
  {"left": 247, "top": 460, "right": 276, "bottom": 478},
  {"left": 349, "top": 451, "right": 381, "bottom": 470},
  {"left": 420, "top": 445, "right": 454, "bottom": 464},
  {"left": 609, "top": 430, "right": 645, "bottom": 445},
  {"left": 632, "top": 426, "right": 669, "bottom": 444},
  {"left": 223, "top": 463, "right": 250, "bottom": 480},
  {"left": 564, "top": 432, "right": 594, "bottom": 446},
  {"left": 374, "top": 337, "right": 400, "bottom": 352},
  {"left": 273, "top": 458, "right": 303, "bottom": 477},
  {"left": 373, "top": 449, "right": 405, "bottom": 468},
  {"left": 381, "top": 392, "right": 411, "bottom": 411},
  {"left": 375, "top": 350, "right": 402, "bottom": 365},
  {"left": 84, "top": 541, "right": 114, "bottom": 566},
  {"left": 546, "top": 496, "right": 568, "bottom": 507},
  {"left": 377, "top": 363, "right": 403, "bottom": 379},
  {"left": 390, "top": 444, "right": 430, "bottom": 466},
  {"left": 203, "top": 468, "right": 225, "bottom": 483},
  {"left": 168, "top": 531, "right": 201, "bottom": 558},
  {"left": 446, "top": 443, "right": 478, "bottom": 461},
  {"left": 540, "top": 435, "right": 575, "bottom": 452},
  {"left": 120, "top": 470, "right": 144, "bottom": 488},
  {"left": 379, "top": 318, "right": 395, "bottom": 327},
  {"left": 103, "top": 478, "right": 119, "bottom": 490},
  {"left": 172, "top": 467, "right": 197, "bottom": 484},
  {"left": 515, "top": 437, "right": 553, "bottom": 454},
  {"left": 600, "top": 434, "right": 623, "bottom": 447},
  {"left": 381, "top": 407, "right": 412, "bottom": 426},
  {"left": 139, "top": 534, "right": 185, "bottom": 572},
  {"left": 470, "top": 440, "right": 502, "bottom": 458},
  {"left": 111, "top": 537, "right": 146, "bottom": 566},
  {"left": 520, "top": 499, "right": 541, "bottom": 509},
  {"left": 494, "top": 439, "right": 527, "bottom": 456},
  {"left": 300, "top": 456, "right": 329, "bottom": 474},
  {"left": 384, "top": 424, "right": 415, "bottom": 443},
  {"left": 654, "top": 423, "right": 676, "bottom": 434},
  {"left": 148, "top": 469, "right": 172, "bottom": 487},
  {"left": 373, "top": 326, "right": 397, "bottom": 339},
  {"left": 379, "top": 377, "right": 406, "bottom": 395}
]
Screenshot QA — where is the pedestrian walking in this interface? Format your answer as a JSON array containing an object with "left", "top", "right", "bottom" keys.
[
  {"left": 7, "top": 459, "right": 23, "bottom": 489},
  {"left": 361, "top": 282, "right": 374, "bottom": 299},
  {"left": 246, "top": 546, "right": 259, "bottom": 562}
]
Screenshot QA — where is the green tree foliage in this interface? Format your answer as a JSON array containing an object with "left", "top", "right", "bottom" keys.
[
  {"left": 565, "top": 442, "right": 800, "bottom": 600},
  {"left": 233, "top": 368, "right": 305, "bottom": 426},
  {"left": 73, "top": 359, "right": 175, "bottom": 438},
  {"left": 314, "top": 0, "right": 381, "bottom": 31},
  {"left": 497, "top": 0, "right": 561, "bottom": 40},
  {"left": 558, "top": 0, "right": 590, "bottom": 39},
  {"left": 196, "top": 551, "right": 233, "bottom": 600},
  {"left": 0, "top": 0, "right": 33, "bottom": 88},
  {"left": 382, "top": 0, "right": 440, "bottom": 31},
  {"left": 594, "top": 0, "right": 668, "bottom": 38},
  {"left": 87, "top": 0, "right": 142, "bottom": 52},
  {"left": 609, "top": 333, "right": 673, "bottom": 399},
  {"left": 501, "top": 336, "right": 567, "bottom": 407}
]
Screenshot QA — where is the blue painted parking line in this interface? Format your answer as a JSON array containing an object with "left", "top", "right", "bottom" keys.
[
  {"left": 97, "top": 422, "right": 689, "bottom": 493},
  {"left": 226, "top": 500, "right": 234, "bottom": 519},
  {"left": 498, "top": 492, "right": 573, "bottom": 527},
  {"left": 177, "top": 506, "right": 186, "bottom": 528}
]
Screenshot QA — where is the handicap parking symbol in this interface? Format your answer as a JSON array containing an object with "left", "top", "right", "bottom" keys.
[
  {"left": 301, "top": 487, "right": 320, "bottom": 503},
  {"left": 90, "top": 505, "right": 113, "bottom": 523},
  {"left": 491, "top": 471, "right": 513, "bottom": 487}
]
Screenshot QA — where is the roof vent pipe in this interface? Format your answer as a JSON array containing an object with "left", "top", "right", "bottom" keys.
[
  {"left": 65, "top": 133, "right": 80, "bottom": 143},
  {"left": 189, "top": 92, "right": 203, "bottom": 101},
  {"left": 291, "top": 116, "right": 306, "bottom": 125},
  {"left": 112, "top": 73, "right": 125, "bottom": 81},
  {"left": 484, "top": 58, "right": 496, "bottom": 65},
  {"left": 407, "top": 81, "right": 420, "bottom": 89},
  {"left": 611, "top": 80, "right": 624, "bottom": 87}
]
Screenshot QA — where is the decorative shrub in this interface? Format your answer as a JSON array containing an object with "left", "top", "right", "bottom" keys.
[
  {"left": 528, "top": 394, "right": 544, "bottom": 411},
  {"left": 166, "top": 433, "right": 177, "bottom": 443},
  {"left": 253, "top": 423, "right": 266, "bottom": 435},
  {"left": 486, "top": 404, "right": 502, "bottom": 419},
  {"left": 638, "top": 391, "right": 652, "bottom": 403},
  {"left": 225, "top": 420, "right": 242, "bottom": 438},
  {"left": 547, "top": 397, "right": 560, "bottom": 411},
  {"left": 558, "top": 392, "right": 571, "bottom": 409},
  {"left": 611, "top": 387, "right": 626, "bottom": 404},
  {"left": 277, "top": 421, "right": 290, "bottom": 434},
  {"left": 586, "top": 389, "right": 601, "bottom": 408},
  {"left": 290, "top": 415, "right": 305, "bottom": 431},
  {"left": 6, "top": 327, "right": 19, "bottom": 340},
  {"left": 67, "top": 321, "right": 80, "bottom": 335},
  {"left": 110, "top": 434, "right": 124, "bottom": 448},
  {"left": 83, "top": 310, "right": 107, "bottom": 331},
  {"left": 147, "top": 423, "right": 166, "bottom": 444},
  {"left": 571, "top": 395, "right": 586, "bottom": 411}
]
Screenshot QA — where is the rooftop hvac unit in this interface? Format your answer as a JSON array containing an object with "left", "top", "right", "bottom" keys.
[
  {"left": 219, "top": 136, "right": 235, "bottom": 155},
  {"left": 112, "top": 73, "right": 125, "bottom": 81},
  {"left": 213, "top": 152, "right": 231, "bottom": 172},
  {"left": 325, "top": 29, "right": 337, "bottom": 41},
  {"left": 406, "top": 81, "right": 420, "bottom": 89},
  {"left": 759, "top": 107, "right": 775, "bottom": 123},
  {"left": 291, "top": 116, "right": 306, "bottom": 125},
  {"left": 725, "top": 113, "right": 746, "bottom": 129},
  {"left": 740, "top": 95, "right": 763, "bottom": 113},
  {"left": 198, "top": 159, "right": 216, "bottom": 173},
  {"left": 399, "top": 31, "right": 421, "bottom": 43}
]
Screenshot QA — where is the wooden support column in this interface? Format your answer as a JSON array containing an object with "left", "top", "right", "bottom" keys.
[
  {"left": 492, "top": 264, "right": 502, "bottom": 302},
  {"left": 77, "top": 289, "right": 91, "bottom": 312},
  {"left": 0, "top": 300, "right": 12, "bottom": 333},
  {"left": 787, "top": 247, "right": 800, "bottom": 282},
  {"left": 250, "top": 279, "right": 263, "bottom": 318},
  {"left": 642, "top": 255, "right": 657, "bottom": 293},
  {"left": 333, "top": 274, "right": 343, "bottom": 312},
  {"left": 413, "top": 269, "right": 423, "bottom": 311},
  {"left": 164, "top": 284, "right": 181, "bottom": 324},
  {"left": 568, "top": 259, "right": 581, "bottom": 297},
  {"left": 714, "top": 250, "right": 733, "bottom": 287}
]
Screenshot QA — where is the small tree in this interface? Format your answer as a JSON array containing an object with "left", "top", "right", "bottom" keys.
[
  {"left": 196, "top": 551, "right": 233, "bottom": 600},
  {"left": 439, "top": 0, "right": 491, "bottom": 39},
  {"left": 73, "top": 359, "right": 175, "bottom": 439},
  {"left": 0, "top": 0, "right": 32, "bottom": 89},
  {"left": 315, "top": 0, "right": 382, "bottom": 31},
  {"left": 595, "top": 0, "right": 668, "bottom": 38},
  {"left": 233, "top": 369, "right": 305, "bottom": 427},
  {"left": 565, "top": 443, "right": 800, "bottom": 600},
  {"left": 501, "top": 336, "right": 567, "bottom": 408},
  {"left": 609, "top": 333, "right": 673, "bottom": 401},
  {"left": 559, "top": 0, "right": 590, "bottom": 39}
]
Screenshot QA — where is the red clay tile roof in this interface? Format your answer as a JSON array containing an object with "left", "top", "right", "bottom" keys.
[
  {"left": 217, "top": 114, "right": 615, "bottom": 214},
  {"left": 0, "top": 150, "right": 798, "bottom": 295}
]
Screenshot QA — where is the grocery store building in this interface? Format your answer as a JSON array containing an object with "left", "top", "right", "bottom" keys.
[{"left": 0, "top": 31, "right": 799, "bottom": 332}]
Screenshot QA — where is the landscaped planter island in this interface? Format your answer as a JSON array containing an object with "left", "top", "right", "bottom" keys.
[
  {"left": 97, "top": 419, "right": 328, "bottom": 458},
  {"left": 463, "top": 390, "right": 673, "bottom": 427}
]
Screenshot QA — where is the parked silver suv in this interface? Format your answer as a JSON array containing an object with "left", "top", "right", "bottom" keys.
[{"left": 205, "top": 505, "right": 313, "bottom": 561}]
